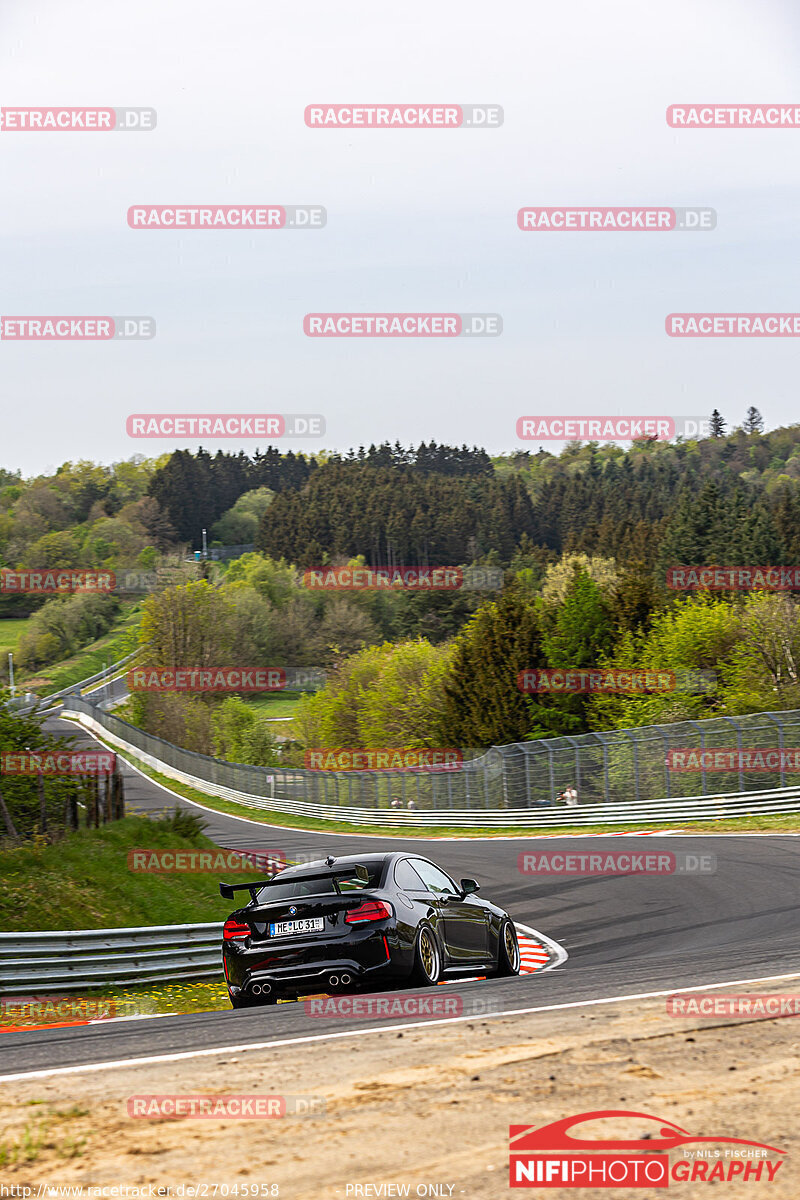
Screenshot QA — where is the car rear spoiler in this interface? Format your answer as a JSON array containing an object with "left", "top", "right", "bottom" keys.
[
  {"left": 219, "top": 880, "right": 272, "bottom": 901},
  {"left": 219, "top": 862, "right": 370, "bottom": 903}
]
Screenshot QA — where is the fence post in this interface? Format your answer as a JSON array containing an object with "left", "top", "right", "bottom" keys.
[
  {"left": 765, "top": 713, "right": 786, "bottom": 788},
  {"left": 592, "top": 732, "right": 611, "bottom": 804},
  {"left": 547, "top": 744, "right": 556, "bottom": 804},
  {"left": 720, "top": 715, "right": 745, "bottom": 793},
  {"left": 660, "top": 727, "right": 671, "bottom": 798},
  {"left": 623, "top": 732, "right": 638, "bottom": 802},
  {"left": 686, "top": 720, "right": 707, "bottom": 796}
]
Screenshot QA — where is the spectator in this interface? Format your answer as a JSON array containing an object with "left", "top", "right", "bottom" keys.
[
  {"left": 407, "top": 799, "right": 417, "bottom": 810},
  {"left": 390, "top": 798, "right": 402, "bottom": 809},
  {"left": 564, "top": 786, "right": 579, "bottom": 806}
]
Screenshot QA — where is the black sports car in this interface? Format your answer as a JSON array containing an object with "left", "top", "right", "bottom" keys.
[{"left": 220, "top": 851, "right": 520, "bottom": 1007}]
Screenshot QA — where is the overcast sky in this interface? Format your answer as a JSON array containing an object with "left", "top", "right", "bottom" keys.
[{"left": 2, "top": 0, "right": 799, "bottom": 476}]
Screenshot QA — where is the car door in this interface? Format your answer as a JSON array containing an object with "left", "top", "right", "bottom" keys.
[{"left": 410, "top": 859, "right": 489, "bottom": 964}]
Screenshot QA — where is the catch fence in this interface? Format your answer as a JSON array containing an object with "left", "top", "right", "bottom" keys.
[{"left": 61, "top": 699, "right": 800, "bottom": 813}]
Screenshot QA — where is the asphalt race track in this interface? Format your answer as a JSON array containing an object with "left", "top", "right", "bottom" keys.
[{"left": 3, "top": 713, "right": 799, "bottom": 1079}]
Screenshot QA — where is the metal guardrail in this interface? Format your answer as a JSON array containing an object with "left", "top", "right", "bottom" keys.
[
  {"left": 63, "top": 704, "right": 800, "bottom": 827},
  {"left": 14, "top": 649, "right": 142, "bottom": 717},
  {"left": 0, "top": 922, "right": 223, "bottom": 994},
  {"left": 63, "top": 696, "right": 800, "bottom": 810}
]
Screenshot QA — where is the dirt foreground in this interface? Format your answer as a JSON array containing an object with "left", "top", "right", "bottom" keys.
[{"left": 1, "top": 981, "right": 798, "bottom": 1199}]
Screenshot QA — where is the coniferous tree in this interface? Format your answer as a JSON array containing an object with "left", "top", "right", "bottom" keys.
[
  {"left": 440, "top": 589, "right": 541, "bottom": 748},
  {"left": 526, "top": 570, "right": 616, "bottom": 737},
  {"left": 743, "top": 407, "right": 765, "bottom": 435}
]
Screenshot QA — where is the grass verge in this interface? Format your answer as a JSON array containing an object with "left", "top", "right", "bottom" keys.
[
  {"left": 0, "top": 981, "right": 231, "bottom": 1031},
  {"left": 0, "top": 812, "right": 266, "bottom": 932},
  {"left": 22, "top": 603, "right": 142, "bottom": 694},
  {"left": 0, "top": 617, "right": 30, "bottom": 660},
  {"left": 244, "top": 691, "right": 303, "bottom": 720}
]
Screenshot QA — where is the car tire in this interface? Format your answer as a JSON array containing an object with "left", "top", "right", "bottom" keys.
[
  {"left": 411, "top": 925, "right": 442, "bottom": 986},
  {"left": 495, "top": 918, "right": 521, "bottom": 976}
]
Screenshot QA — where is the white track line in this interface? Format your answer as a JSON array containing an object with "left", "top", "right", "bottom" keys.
[{"left": 3, "top": 970, "right": 800, "bottom": 1084}]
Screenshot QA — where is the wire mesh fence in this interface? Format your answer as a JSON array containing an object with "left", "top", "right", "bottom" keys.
[{"left": 62, "top": 698, "right": 800, "bottom": 812}]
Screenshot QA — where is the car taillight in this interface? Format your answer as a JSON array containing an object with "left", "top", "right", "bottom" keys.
[
  {"left": 223, "top": 918, "right": 250, "bottom": 941},
  {"left": 345, "top": 900, "right": 391, "bottom": 924}
]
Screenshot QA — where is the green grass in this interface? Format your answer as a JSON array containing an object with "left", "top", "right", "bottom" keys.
[
  {"left": 244, "top": 691, "right": 303, "bottom": 720},
  {"left": 0, "top": 617, "right": 30, "bottom": 658},
  {"left": 0, "top": 978, "right": 320, "bottom": 1030},
  {"left": 23, "top": 603, "right": 143, "bottom": 694},
  {"left": 0, "top": 980, "right": 232, "bottom": 1029},
  {"left": 68, "top": 723, "right": 800, "bottom": 838},
  {"left": 0, "top": 813, "right": 266, "bottom": 932}
]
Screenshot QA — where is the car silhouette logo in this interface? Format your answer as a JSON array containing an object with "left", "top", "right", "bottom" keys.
[
  {"left": 510, "top": 1110, "right": 785, "bottom": 1155},
  {"left": 288, "top": 906, "right": 297, "bottom": 916}
]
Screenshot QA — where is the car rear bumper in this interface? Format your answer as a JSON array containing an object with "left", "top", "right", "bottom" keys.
[{"left": 223, "top": 925, "right": 409, "bottom": 995}]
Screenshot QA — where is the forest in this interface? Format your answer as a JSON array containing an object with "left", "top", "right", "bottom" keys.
[{"left": 4, "top": 415, "right": 800, "bottom": 762}]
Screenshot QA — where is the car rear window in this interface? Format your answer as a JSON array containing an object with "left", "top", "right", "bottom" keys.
[{"left": 255, "top": 865, "right": 382, "bottom": 902}]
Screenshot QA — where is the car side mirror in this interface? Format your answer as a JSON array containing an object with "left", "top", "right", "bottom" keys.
[{"left": 460, "top": 878, "right": 480, "bottom": 896}]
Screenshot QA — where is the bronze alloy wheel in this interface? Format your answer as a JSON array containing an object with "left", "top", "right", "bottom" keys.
[
  {"left": 412, "top": 926, "right": 441, "bottom": 985},
  {"left": 420, "top": 928, "right": 436, "bottom": 976},
  {"left": 504, "top": 921, "right": 520, "bottom": 971}
]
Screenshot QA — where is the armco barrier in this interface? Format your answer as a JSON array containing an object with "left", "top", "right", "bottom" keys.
[
  {"left": 13, "top": 649, "right": 142, "bottom": 717},
  {"left": 62, "top": 702, "right": 800, "bottom": 827},
  {"left": 0, "top": 923, "right": 223, "bottom": 994},
  {"left": 59, "top": 697, "right": 800, "bottom": 810}
]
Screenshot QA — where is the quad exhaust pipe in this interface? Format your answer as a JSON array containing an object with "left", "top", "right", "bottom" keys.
[{"left": 251, "top": 975, "right": 352, "bottom": 996}]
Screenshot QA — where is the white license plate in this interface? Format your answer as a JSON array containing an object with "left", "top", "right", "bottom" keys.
[{"left": 269, "top": 918, "right": 325, "bottom": 937}]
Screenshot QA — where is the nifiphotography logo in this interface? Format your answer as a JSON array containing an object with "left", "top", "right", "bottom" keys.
[{"left": 509, "top": 1110, "right": 785, "bottom": 1187}]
